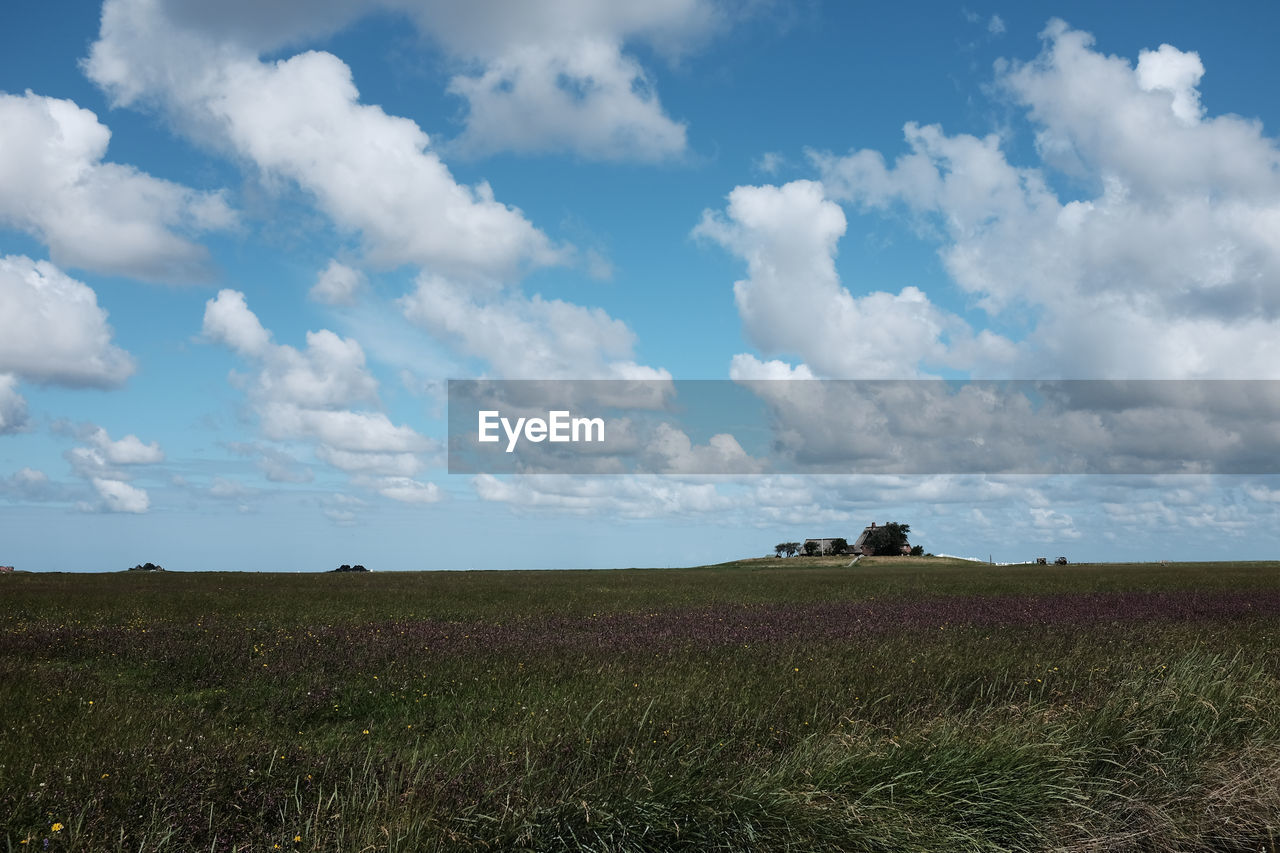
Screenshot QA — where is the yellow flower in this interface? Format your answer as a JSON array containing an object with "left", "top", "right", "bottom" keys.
[
  {"left": 294, "top": 835, "right": 302, "bottom": 842},
  {"left": 362, "top": 729, "right": 369, "bottom": 735},
  {"left": 52, "top": 823, "right": 64, "bottom": 832}
]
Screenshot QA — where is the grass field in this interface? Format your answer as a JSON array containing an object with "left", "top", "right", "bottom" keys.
[{"left": 4, "top": 558, "right": 1280, "bottom": 852}]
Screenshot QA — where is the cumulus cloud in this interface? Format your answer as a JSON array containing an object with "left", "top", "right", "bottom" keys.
[
  {"left": 811, "top": 20, "right": 1280, "bottom": 379},
  {"left": 309, "top": 259, "right": 366, "bottom": 306},
  {"left": 86, "top": 426, "right": 165, "bottom": 464},
  {"left": 0, "top": 255, "right": 135, "bottom": 387},
  {"left": 400, "top": 273, "right": 671, "bottom": 380},
  {"left": 0, "top": 91, "right": 233, "bottom": 282},
  {"left": 694, "top": 180, "right": 1015, "bottom": 378},
  {"left": 727, "top": 355, "right": 814, "bottom": 381},
  {"left": 202, "top": 289, "right": 438, "bottom": 497},
  {"left": 446, "top": 38, "right": 686, "bottom": 161},
  {"left": 404, "top": 0, "right": 722, "bottom": 160},
  {"left": 358, "top": 475, "right": 444, "bottom": 504},
  {"left": 204, "top": 290, "right": 381, "bottom": 409},
  {"left": 89, "top": 0, "right": 719, "bottom": 162},
  {"left": 91, "top": 477, "right": 150, "bottom": 513},
  {"left": 202, "top": 288, "right": 271, "bottom": 357},
  {"left": 86, "top": 3, "right": 564, "bottom": 281},
  {"left": 57, "top": 424, "right": 164, "bottom": 513}
]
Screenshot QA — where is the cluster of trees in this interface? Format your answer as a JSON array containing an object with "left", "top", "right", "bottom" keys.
[
  {"left": 126, "top": 562, "right": 164, "bottom": 572},
  {"left": 331, "top": 564, "right": 369, "bottom": 572},
  {"left": 774, "top": 539, "right": 850, "bottom": 557}
]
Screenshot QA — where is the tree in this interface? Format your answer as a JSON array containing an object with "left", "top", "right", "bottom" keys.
[
  {"left": 827, "top": 538, "right": 849, "bottom": 555},
  {"left": 774, "top": 543, "right": 787, "bottom": 557},
  {"left": 910, "top": 545, "right": 924, "bottom": 556},
  {"left": 803, "top": 540, "right": 820, "bottom": 556},
  {"left": 784, "top": 542, "right": 800, "bottom": 557},
  {"left": 863, "top": 522, "right": 911, "bottom": 556}
]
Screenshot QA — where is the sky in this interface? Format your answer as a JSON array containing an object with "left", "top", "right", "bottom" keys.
[{"left": 3, "top": 0, "right": 1280, "bottom": 570}]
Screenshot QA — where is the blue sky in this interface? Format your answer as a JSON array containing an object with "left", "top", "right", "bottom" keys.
[{"left": 4, "top": 0, "right": 1280, "bottom": 570}]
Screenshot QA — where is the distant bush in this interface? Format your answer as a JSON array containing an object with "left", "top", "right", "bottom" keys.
[
  {"left": 331, "top": 564, "right": 369, "bottom": 572},
  {"left": 127, "top": 562, "right": 164, "bottom": 572}
]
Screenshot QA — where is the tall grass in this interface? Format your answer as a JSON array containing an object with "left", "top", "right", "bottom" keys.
[{"left": 3, "top": 560, "right": 1279, "bottom": 851}]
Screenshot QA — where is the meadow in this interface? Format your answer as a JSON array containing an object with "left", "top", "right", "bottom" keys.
[{"left": 3, "top": 557, "right": 1280, "bottom": 852}]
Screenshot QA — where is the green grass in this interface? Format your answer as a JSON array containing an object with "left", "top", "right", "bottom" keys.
[{"left": 3, "top": 559, "right": 1280, "bottom": 851}]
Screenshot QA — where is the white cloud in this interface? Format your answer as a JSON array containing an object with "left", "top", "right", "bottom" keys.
[
  {"left": 810, "top": 21, "right": 1280, "bottom": 379},
  {"left": 1135, "top": 44, "right": 1203, "bottom": 125},
  {"left": 59, "top": 423, "right": 164, "bottom": 512},
  {"left": 90, "top": 0, "right": 720, "bottom": 162},
  {"left": 400, "top": 273, "right": 671, "bottom": 380},
  {"left": 309, "top": 259, "right": 366, "bottom": 306},
  {"left": 727, "top": 354, "right": 814, "bottom": 381},
  {"left": 203, "top": 290, "right": 437, "bottom": 488},
  {"left": 91, "top": 477, "right": 150, "bottom": 513},
  {"left": 87, "top": 426, "right": 165, "bottom": 464},
  {"left": 361, "top": 475, "right": 444, "bottom": 504},
  {"left": 86, "top": 7, "right": 563, "bottom": 281},
  {"left": 204, "top": 290, "right": 380, "bottom": 410},
  {"left": 66, "top": 447, "right": 115, "bottom": 481},
  {"left": 0, "top": 255, "right": 134, "bottom": 387},
  {"left": 259, "top": 405, "right": 429, "bottom": 453},
  {"left": 0, "top": 374, "right": 28, "bottom": 435},
  {"left": 315, "top": 445, "right": 423, "bottom": 476},
  {"left": 988, "top": 14, "right": 1005, "bottom": 35},
  {"left": 0, "top": 91, "right": 233, "bottom": 282},
  {"left": 202, "top": 289, "right": 271, "bottom": 357},
  {"left": 409, "top": 0, "right": 721, "bottom": 160},
  {"left": 446, "top": 38, "right": 686, "bottom": 161},
  {"left": 694, "top": 180, "right": 1015, "bottom": 378}
]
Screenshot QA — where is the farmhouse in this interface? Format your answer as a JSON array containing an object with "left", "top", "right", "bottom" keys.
[
  {"left": 851, "top": 522, "right": 913, "bottom": 556},
  {"left": 0, "top": 565, "right": 13, "bottom": 573}
]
